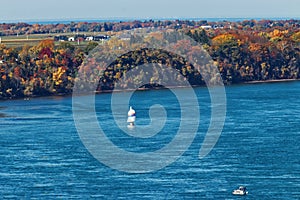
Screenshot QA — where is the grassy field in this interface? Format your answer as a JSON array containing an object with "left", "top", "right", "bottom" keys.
[
  {"left": 1, "top": 38, "right": 47, "bottom": 47},
  {"left": 0, "top": 32, "right": 108, "bottom": 48},
  {"left": 1, "top": 39, "right": 95, "bottom": 48}
]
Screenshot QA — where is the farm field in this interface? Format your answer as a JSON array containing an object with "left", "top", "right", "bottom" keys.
[{"left": 0, "top": 32, "right": 108, "bottom": 47}]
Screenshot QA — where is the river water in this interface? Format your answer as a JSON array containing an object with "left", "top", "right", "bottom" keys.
[{"left": 0, "top": 82, "right": 300, "bottom": 199}]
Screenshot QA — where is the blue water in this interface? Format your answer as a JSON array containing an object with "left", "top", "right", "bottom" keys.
[
  {"left": 2, "top": 17, "right": 299, "bottom": 25},
  {"left": 0, "top": 82, "right": 300, "bottom": 199}
]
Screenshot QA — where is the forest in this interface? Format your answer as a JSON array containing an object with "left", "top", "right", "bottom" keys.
[{"left": 0, "top": 19, "right": 299, "bottom": 99}]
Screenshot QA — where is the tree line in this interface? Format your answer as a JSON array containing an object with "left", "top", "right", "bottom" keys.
[{"left": 0, "top": 20, "right": 300, "bottom": 99}]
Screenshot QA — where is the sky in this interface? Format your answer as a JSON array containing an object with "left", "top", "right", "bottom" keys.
[{"left": 0, "top": 0, "right": 299, "bottom": 22}]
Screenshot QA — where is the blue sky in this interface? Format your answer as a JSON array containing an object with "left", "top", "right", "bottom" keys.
[{"left": 1, "top": 0, "right": 299, "bottom": 21}]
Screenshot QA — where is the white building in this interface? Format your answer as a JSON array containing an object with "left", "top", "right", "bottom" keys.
[
  {"left": 201, "top": 25, "right": 212, "bottom": 30},
  {"left": 68, "top": 37, "right": 75, "bottom": 42},
  {"left": 86, "top": 36, "right": 94, "bottom": 41}
]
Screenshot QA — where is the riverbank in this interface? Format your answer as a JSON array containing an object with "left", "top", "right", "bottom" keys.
[
  {"left": 1, "top": 78, "right": 299, "bottom": 101},
  {"left": 245, "top": 79, "right": 299, "bottom": 84}
]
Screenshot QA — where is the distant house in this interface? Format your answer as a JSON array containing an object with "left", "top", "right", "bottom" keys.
[
  {"left": 94, "top": 35, "right": 110, "bottom": 41},
  {"left": 68, "top": 37, "right": 75, "bottom": 42},
  {"left": 74, "top": 34, "right": 86, "bottom": 41},
  {"left": 200, "top": 25, "right": 212, "bottom": 30},
  {"left": 86, "top": 36, "right": 94, "bottom": 41},
  {"left": 212, "top": 25, "right": 223, "bottom": 29},
  {"left": 54, "top": 35, "right": 68, "bottom": 41}
]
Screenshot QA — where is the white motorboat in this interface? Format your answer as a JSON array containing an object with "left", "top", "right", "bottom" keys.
[{"left": 232, "top": 186, "right": 248, "bottom": 196}]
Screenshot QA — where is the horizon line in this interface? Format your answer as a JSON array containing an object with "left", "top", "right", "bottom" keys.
[{"left": 1, "top": 16, "right": 300, "bottom": 24}]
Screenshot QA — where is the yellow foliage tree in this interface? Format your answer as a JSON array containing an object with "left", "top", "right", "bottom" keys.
[
  {"left": 37, "top": 39, "right": 54, "bottom": 51},
  {"left": 212, "top": 34, "right": 237, "bottom": 48},
  {"left": 291, "top": 31, "right": 300, "bottom": 43},
  {"left": 53, "top": 67, "right": 66, "bottom": 86}
]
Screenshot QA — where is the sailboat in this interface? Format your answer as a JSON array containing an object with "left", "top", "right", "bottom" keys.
[{"left": 127, "top": 106, "right": 136, "bottom": 128}]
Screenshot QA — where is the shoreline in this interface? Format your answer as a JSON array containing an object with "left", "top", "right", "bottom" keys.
[
  {"left": 245, "top": 79, "right": 299, "bottom": 84},
  {"left": 1, "top": 78, "right": 299, "bottom": 101}
]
